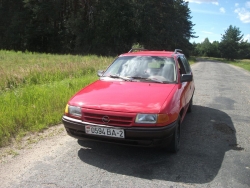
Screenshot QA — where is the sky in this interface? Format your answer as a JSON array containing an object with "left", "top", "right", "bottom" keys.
[{"left": 185, "top": 0, "right": 250, "bottom": 43}]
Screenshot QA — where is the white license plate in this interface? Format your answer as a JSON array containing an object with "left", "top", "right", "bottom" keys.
[{"left": 85, "top": 125, "right": 125, "bottom": 138}]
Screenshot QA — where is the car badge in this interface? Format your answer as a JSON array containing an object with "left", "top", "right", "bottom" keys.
[{"left": 102, "top": 116, "right": 110, "bottom": 123}]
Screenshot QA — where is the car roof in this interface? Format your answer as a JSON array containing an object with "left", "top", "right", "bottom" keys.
[{"left": 119, "top": 49, "right": 183, "bottom": 57}]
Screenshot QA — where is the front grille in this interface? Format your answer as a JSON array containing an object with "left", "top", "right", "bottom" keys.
[{"left": 83, "top": 112, "right": 133, "bottom": 126}]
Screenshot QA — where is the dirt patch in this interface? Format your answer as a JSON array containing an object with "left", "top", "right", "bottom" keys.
[{"left": 0, "top": 124, "right": 66, "bottom": 163}]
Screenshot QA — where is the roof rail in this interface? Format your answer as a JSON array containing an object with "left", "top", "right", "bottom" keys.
[
  {"left": 174, "top": 49, "right": 183, "bottom": 54},
  {"left": 128, "top": 48, "right": 148, "bottom": 53}
]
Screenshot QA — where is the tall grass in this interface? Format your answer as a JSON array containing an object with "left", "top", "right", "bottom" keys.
[
  {"left": 0, "top": 50, "right": 111, "bottom": 91},
  {"left": 0, "top": 50, "right": 113, "bottom": 146}
]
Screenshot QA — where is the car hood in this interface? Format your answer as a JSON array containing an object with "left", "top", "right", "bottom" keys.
[{"left": 69, "top": 79, "right": 176, "bottom": 113}]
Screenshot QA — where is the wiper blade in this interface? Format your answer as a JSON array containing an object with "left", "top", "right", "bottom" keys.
[
  {"left": 108, "top": 75, "right": 169, "bottom": 83},
  {"left": 109, "top": 75, "right": 132, "bottom": 81},
  {"left": 128, "top": 76, "right": 148, "bottom": 80},
  {"left": 128, "top": 76, "right": 165, "bottom": 83}
]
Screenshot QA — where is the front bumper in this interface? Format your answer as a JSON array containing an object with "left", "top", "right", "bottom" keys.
[{"left": 62, "top": 115, "right": 177, "bottom": 147}]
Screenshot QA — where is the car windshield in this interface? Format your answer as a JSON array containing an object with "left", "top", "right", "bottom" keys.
[{"left": 103, "top": 56, "right": 177, "bottom": 83}]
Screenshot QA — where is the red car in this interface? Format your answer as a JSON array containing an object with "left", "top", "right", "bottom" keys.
[{"left": 62, "top": 49, "right": 195, "bottom": 152}]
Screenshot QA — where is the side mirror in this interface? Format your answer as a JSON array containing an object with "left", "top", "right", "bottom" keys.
[
  {"left": 181, "top": 74, "right": 193, "bottom": 82},
  {"left": 97, "top": 70, "right": 104, "bottom": 77}
]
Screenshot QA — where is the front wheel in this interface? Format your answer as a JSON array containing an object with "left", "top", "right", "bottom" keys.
[
  {"left": 169, "top": 119, "right": 181, "bottom": 153},
  {"left": 187, "top": 96, "right": 193, "bottom": 113}
]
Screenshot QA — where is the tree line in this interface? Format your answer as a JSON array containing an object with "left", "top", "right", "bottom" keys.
[
  {"left": 0, "top": 0, "right": 196, "bottom": 55},
  {"left": 192, "top": 25, "right": 250, "bottom": 60}
]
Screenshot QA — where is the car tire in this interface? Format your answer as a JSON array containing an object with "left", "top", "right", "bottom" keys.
[
  {"left": 187, "top": 96, "right": 193, "bottom": 113},
  {"left": 169, "top": 118, "right": 181, "bottom": 153}
]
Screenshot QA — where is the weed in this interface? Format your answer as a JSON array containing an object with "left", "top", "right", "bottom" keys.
[{"left": 6, "top": 149, "right": 19, "bottom": 157}]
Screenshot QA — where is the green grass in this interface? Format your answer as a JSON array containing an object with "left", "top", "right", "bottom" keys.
[
  {"left": 0, "top": 76, "right": 97, "bottom": 146},
  {"left": 0, "top": 50, "right": 113, "bottom": 147},
  {"left": 0, "top": 50, "right": 111, "bottom": 91},
  {"left": 188, "top": 56, "right": 196, "bottom": 65}
]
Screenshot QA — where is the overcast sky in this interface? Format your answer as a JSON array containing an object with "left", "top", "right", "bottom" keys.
[{"left": 185, "top": 0, "right": 250, "bottom": 43}]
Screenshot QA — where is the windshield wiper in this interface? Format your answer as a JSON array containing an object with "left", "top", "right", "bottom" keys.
[
  {"left": 109, "top": 75, "right": 132, "bottom": 81},
  {"left": 128, "top": 76, "right": 147, "bottom": 80},
  {"left": 108, "top": 75, "right": 169, "bottom": 83},
  {"left": 128, "top": 76, "right": 167, "bottom": 83},
  {"left": 128, "top": 76, "right": 165, "bottom": 83}
]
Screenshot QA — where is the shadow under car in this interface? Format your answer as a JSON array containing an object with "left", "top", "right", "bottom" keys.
[{"left": 77, "top": 105, "right": 240, "bottom": 183}]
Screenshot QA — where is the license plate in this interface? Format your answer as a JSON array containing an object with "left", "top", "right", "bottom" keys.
[{"left": 85, "top": 125, "right": 125, "bottom": 138}]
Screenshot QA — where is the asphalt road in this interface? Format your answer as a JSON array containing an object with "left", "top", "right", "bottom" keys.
[{"left": 0, "top": 60, "right": 250, "bottom": 188}]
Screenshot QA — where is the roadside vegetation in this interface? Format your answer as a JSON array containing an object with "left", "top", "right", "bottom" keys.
[
  {"left": 192, "top": 26, "right": 250, "bottom": 60},
  {"left": 0, "top": 50, "right": 113, "bottom": 147},
  {"left": 188, "top": 57, "right": 196, "bottom": 65}
]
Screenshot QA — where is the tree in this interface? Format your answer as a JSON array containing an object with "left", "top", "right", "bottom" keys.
[
  {"left": 0, "top": 0, "right": 30, "bottom": 51},
  {"left": 135, "top": 0, "right": 196, "bottom": 54},
  {"left": 219, "top": 25, "right": 244, "bottom": 60},
  {"left": 0, "top": 0, "right": 196, "bottom": 55},
  {"left": 210, "top": 41, "right": 220, "bottom": 57},
  {"left": 200, "top": 38, "right": 212, "bottom": 56},
  {"left": 238, "top": 40, "right": 250, "bottom": 59},
  {"left": 90, "top": 0, "right": 135, "bottom": 55}
]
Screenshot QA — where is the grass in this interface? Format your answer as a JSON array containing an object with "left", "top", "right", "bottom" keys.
[
  {"left": 0, "top": 50, "right": 113, "bottom": 147},
  {"left": 0, "top": 50, "right": 112, "bottom": 91},
  {"left": 188, "top": 56, "right": 196, "bottom": 65}
]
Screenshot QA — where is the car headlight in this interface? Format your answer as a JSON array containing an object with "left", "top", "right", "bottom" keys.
[
  {"left": 135, "top": 114, "right": 157, "bottom": 124},
  {"left": 135, "top": 114, "right": 169, "bottom": 124},
  {"left": 65, "top": 104, "right": 82, "bottom": 118}
]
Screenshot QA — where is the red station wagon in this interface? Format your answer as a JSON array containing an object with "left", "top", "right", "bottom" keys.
[{"left": 62, "top": 49, "right": 195, "bottom": 152}]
